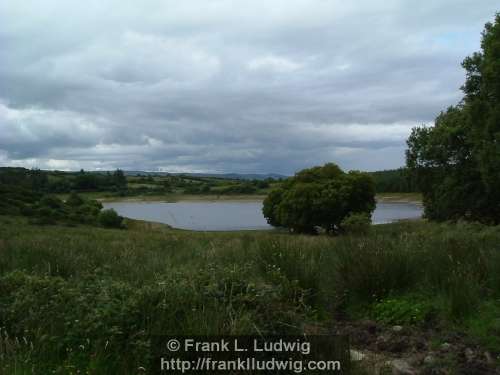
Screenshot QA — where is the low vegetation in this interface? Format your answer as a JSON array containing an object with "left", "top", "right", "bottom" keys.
[
  {"left": 98, "top": 209, "right": 125, "bottom": 229},
  {"left": 0, "top": 179, "right": 122, "bottom": 228},
  {"left": 0, "top": 217, "right": 499, "bottom": 373}
]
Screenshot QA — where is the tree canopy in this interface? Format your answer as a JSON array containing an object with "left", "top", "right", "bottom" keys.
[
  {"left": 369, "top": 168, "right": 417, "bottom": 193},
  {"left": 406, "top": 14, "right": 500, "bottom": 224},
  {"left": 262, "top": 163, "right": 375, "bottom": 234}
]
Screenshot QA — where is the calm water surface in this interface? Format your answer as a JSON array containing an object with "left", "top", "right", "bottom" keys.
[{"left": 103, "top": 201, "right": 422, "bottom": 231}]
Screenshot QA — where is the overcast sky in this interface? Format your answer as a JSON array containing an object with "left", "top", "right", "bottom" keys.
[{"left": 0, "top": 1, "right": 498, "bottom": 174}]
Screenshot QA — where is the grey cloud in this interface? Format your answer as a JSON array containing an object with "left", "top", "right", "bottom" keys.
[{"left": 0, "top": 1, "right": 498, "bottom": 174}]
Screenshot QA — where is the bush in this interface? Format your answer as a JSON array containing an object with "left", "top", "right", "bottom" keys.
[
  {"left": 39, "top": 196, "right": 63, "bottom": 209},
  {"left": 98, "top": 209, "right": 124, "bottom": 229},
  {"left": 0, "top": 263, "right": 312, "bottom": 372},
  {"left": 219, "top": 184, "right": 256, "bottom": 194},
  {"left": 36, "top": 206, "right": 54, "bottom": 218},
  {"left": 31, "top": 209, "right": 56, "bottom": 225},
  {"left": 78, "top": 201, "right": 102, "bottom": 216},
  {"left": 340, "top": 212, "right": 371, "bottom": 235},
  {"left": 20, "top": 205, "right": 35, "bottom": 217},
  {"left": 183, "top": 184, "right": 211, "bottom": 194},
  {"left": 263, "top": 163, "right": 375, "bottom": 234},
  {"left": 66, "top": 192, "right": 84, "bottom": 207},
  {"left": 372, "top": 296, "right": 435, "bottom": 325}
]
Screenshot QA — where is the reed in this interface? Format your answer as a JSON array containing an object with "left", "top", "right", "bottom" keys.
[{"left": 0, "top": 215, "right": 499, "bottom": 372}]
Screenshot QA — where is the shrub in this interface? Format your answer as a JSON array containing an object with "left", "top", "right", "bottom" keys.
[
  {"left": 78, "top": 201, "right": 102, "bottom": 217},
  {"left": 219, "top": 184, "right": 256, "bottom": 194},
  {"left": 31, "top": 213, "right": 56, "bottom": 225},
  {"left": 66, "top": 192, "right": 84, "bottom": 207},
  {"left": 340, "top": 212, "right": 371, "bottom": 235},
  {"left": 67, "top": 212, "right": 84, "bottom": 224},
  {"left": 372, "top": 296, "right": 435, "bottom": 325},
  {"left": 183, "top": 184, "right": 210, "bottom": 194},
  {"left": 39, "top": 196, "right": 63, "bottom": 209},
  {"left": 98, "top": 209, "right": 124, "bottom": 229},
  {"left": 20, "top": 205, "right": 35, "bottom": 217}
]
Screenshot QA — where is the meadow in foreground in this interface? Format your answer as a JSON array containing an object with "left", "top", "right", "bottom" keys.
[{"left": 0, "top": 216, "right": 499, "bottom": 373}]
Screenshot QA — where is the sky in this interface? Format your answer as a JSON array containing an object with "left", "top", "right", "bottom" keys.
[{"left": 0, "top": 1, "right": 498, "bottom": 174}]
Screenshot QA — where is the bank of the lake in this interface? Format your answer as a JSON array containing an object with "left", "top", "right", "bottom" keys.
[
  {"left": 102, "top": 193, "right": 269, "bottom": 203},
  {"left": 376, "top": 192, "right": 423, "bottom": 205},
  {"left": 58, "top": 191, "right": 423, "bottom": 204}
]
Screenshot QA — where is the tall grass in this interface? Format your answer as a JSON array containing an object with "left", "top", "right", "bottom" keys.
[{"left": 0, "top": 216, "right": 499, "bottom": 373}]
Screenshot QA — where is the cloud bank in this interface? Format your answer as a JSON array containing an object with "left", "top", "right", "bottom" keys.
[{"left": 0, "top": 0, "right": 498, "bottom": 173}]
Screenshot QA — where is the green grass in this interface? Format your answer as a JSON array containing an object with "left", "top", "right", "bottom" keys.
[
  {"left": 0, "top": 216, "right": 499, "bottom": 373},
  {"left": 466, "top": 301, "right": 500, "bottom": 352}
]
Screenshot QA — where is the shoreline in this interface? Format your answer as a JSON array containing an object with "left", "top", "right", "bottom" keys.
[
  {"left": 98, "top": 192, "right": 423, "bottom": 204},
  {"left": 97, "top": 194, "right": 268, "bottom": 203},
  {"left": 375, "top": 193, "right": 423, "bottom": 205}
]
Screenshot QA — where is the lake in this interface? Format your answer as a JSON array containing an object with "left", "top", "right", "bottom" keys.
[{"left": 102, "top": 200, "right": 422, "bottom": 231}]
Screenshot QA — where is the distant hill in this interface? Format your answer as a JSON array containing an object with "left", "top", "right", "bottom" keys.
[
  {"left": 122, "top": 171, "right": 288, "bottom": 180},
  {"left": 0, "top": 167, "right": 286, "bottom": 181}
]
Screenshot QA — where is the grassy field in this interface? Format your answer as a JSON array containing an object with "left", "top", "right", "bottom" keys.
[{"left": 0, "top": 216, "right": 498, "bottom": 373}]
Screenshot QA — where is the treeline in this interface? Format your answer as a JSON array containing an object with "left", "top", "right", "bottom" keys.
[
  {"left": 368, "top": 168, "right": 417, "bottom": 193},
  {"left": 127, "top": 174, "right": 273, "bottom": 195},
  {"left": 0, "top": 166, "right": 420, "bottom": 197},
  {"left": 0, "top": 167, "right": 127, "bottom": 193},
  {"left": 0, "top": 167, "right": 276, "bottom": 198},
  {"left": 182, "top": 178, "right": 271, "bottom": 195},
  {"left": 262, "top": 169, "right": 417, "bottom": 195},
  {"left": 0, "top": 168, "right": 123, "bottom": 228}
]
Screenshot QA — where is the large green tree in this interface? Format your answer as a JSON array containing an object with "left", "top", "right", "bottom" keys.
[
  {"left": 112, "top": 169, "right": 127, "bottom": 190},
  {"left": 262, "top": 163, "right": 375, "bottom": 234},
  {"left": 406, "top": 14, "right": 500, "bottom": 223}
]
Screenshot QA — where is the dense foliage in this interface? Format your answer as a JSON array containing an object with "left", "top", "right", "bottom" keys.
[
  {"left": 0, "top": 218, "right": 499, "bottom": 373},
  {"left": 98, "top": 209, "right": 124, "bottom": 229},
  {"left": 406, "top": 14, "right": 500, "bottom": 223},
  {"left": 0, "top": 169, "right": 116, "bottom": 227},
  {"left": 339, "top": 212, "right": 372, "bottom": 235},
  {"left": 262, "top": 163, "right": 375, "bottom": 233},
  {"left": 0, "top": 167, "right": 128, "bottom": 194},
  {"left": 72, "top": 169, "right": 127, "bottom": 192},
  {"left": 0, "top": 168, "right": 276, "bottom": 199},
  {"left": 0, "top": 187, "right": 104, "bottom": 226},
  {"left": 369, "top": 168, "right": 417, "bottom": 193}
]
